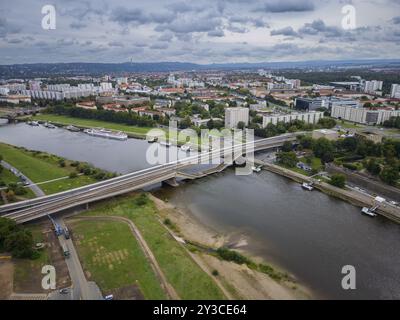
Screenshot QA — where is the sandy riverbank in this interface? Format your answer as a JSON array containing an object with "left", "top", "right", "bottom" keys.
[{"left": 148, "top": 193, "right": 312, "bottom": 300}]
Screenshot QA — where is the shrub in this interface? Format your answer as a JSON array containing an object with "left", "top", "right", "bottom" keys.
[
  {"left": 69, "top": 172, "right": 78, "bottom": 179},
  {"left": 135, "top": 193, "right": 148, "bottom": 206},
  {"left": 212, "top": 269, "right": 219, "bottom": 276},
  {"left": 329, "top": 174, "right": 346, "bottom": 188},
  {"left": 216, "top": 247, "right": 250, "bottom": 265}
]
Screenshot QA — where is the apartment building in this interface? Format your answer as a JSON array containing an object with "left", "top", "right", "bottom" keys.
[
  {"left": 331, "top": 105, "right": 400, "bottom": 125},
  {"left": 225, "top": 107, "right": 249, "bottom": 129},
  {"left": 262, "top": 111, "right": 324, "bottom": 127}
]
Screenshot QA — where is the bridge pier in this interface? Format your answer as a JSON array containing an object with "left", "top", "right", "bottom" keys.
[{"left": 163, "top": 177, "right": 179, "bottom": 187}]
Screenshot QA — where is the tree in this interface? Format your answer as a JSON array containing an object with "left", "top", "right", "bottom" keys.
[
  {"left": 364, "top": 158, "right": 381, "bottom": 175},
  {"left": 312, "top": 138, "right": 334, "bottom": 160},
  {"left": 0, "top": 217, "right": 35, "bottom": 259},
  {"left": 329, "top": 174, "right": 346, "bottom": 188},
  {"left": 276, "top": 151, "right": 298, "bottom": 168},
  {"left": 298, "top": 135, "right": 313, "bottom": 149},
  {"left": 317, "top": 118, "right": 336, "bottom": 129},
  {"left": 379, "top": 166, "right": 399, "bottom": 186},
  {"left": 237, "top": 121, "right": 245, "bottom": 130},
  {"left": 281, "top": 141, "right": 293, "bottom": 152}
]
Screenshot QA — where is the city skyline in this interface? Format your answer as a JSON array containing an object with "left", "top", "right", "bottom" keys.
[{"left": 1, "top": 0, "right": 400, "bottom": 64}]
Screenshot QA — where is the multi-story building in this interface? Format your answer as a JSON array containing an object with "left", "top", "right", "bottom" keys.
[
  {"left": 225, "top": 107, "right": 249, "bottom": 129},
  {"left": 0, "top": 95, "right": 31, "bottom": 104},
  {"left": 295, "top": 97, "right": 358, "bottom": 111},
  {"left": 331, "top": 105, "right": 400, "bottom": 125},
  {"left": 262, "top": 111, "right": 324, "bottom": 127},
  {"left": 362, "top": 80, "right": 383, "bottom": 94},
  {"left": 294, "top": 98, "right": 327, "bottom": 111},
  {"left": 390, "top": 84, "right": 400, "bottom": 98}
]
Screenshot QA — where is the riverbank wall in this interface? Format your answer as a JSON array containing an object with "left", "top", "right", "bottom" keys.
[{"left": 255, "top": 160, "right": 400, "bottom": 224}]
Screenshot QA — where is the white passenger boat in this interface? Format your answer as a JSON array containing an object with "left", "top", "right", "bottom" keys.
[
  {"left": 361, "top": 207, "right": 377, "bottom": 217},
  {"left": 83, "top": 128, "right": 128, "bottom": 141},
  {"left": 43, "top": 122, "right": 56, "bottom": 129},
  {"left": 28, "top": 121, "right": 39, "bottom": 126},
  {"left": 147, "top": 136, "right": 158, "bottom": 143},
  {"left": 159, "top": 140, "right": 172, "bottom": 147},
  {"left": 66, "top": 125, "right": 80, "bottom": 132},
  {"left": 301, "top": 182, "right": 314, "bottom": 191}
]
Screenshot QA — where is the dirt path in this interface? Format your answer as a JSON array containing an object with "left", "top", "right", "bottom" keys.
[{"left": 68, "top": 215, "right": 180, "bottom": 300}]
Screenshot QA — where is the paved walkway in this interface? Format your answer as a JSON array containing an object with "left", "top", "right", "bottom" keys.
[{"left": 0, "top": 160, "right": 45, "bottom": 197}]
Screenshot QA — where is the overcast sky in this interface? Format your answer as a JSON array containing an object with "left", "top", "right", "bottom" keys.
[{"left": 0, "top": 0, "right": 399, "bottom": 64}]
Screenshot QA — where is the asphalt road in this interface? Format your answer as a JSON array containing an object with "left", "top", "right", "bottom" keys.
[
  {"left": 55, "top": 217, "right": 103, "bottom": 300},
  {"left": 0, "top": 160, "right": 45, "bottom": 197}
]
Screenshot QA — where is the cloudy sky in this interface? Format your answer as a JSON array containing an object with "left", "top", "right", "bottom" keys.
[{"left": 0, "top": 0, "right": 400, "bottom": 64}]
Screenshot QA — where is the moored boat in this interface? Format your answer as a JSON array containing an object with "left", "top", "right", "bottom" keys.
[
  {"left": 361, "top": 207, "right": 377, "bottom": 217},
  {"left": 83, "top": 128, "right": 128, "bottom": 141},
  {"left": 301, "top": 182, "right": 314, "bottom": 191},
  {"left": 160, "top": 140, "right": 172, "bottom": 147},
  {"left": 66, "top": 125, "right": 80, "bottom": 132}
]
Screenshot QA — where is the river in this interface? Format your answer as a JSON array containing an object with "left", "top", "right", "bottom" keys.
[{"left": 1, "top": 121, "right": 400, "bottom": 299}]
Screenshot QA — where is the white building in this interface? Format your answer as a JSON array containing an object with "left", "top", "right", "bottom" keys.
[
  {"left": 225, "top": 107, "right": 249, "bottom": 129},
  {"left": 390, "top": 84, "right": 400, "bottom": 99},
  {"left": 363, "top": 80, "right": 383, "bottom": 94},
  {"left": 331, "top": 105, "right": 400, "bottom": 125},
  {"left": 262, "top": 111, "right": 324, "bottom": 127},
  {"left": 0, "top": 87, "right": 10, "bottom": 95}
]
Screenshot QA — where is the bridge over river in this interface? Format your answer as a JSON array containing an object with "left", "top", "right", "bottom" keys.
[{"left": 0, "top": 133, "right": 299, "bottom": 223}]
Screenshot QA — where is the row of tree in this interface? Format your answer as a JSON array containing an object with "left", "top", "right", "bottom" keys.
[
  {"left": 46, "top": 105, "right": 157, "bottom": 128},
  {"left": 253, "top": 117, "right": 337, "bottom": 138}
]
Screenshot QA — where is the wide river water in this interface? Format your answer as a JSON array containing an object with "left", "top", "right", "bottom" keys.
[{"left": 1, "top": 120, "right": 400, "bottom": 299}]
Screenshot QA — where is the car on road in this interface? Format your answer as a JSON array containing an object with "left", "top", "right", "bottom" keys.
[
  {"left": 389, "top": 201, "right": 399, "bottom": 206},
  {"left": 59, "top": 288, "right": 69, "bottom": 294},
  {"left": 104, "top": 295, "right": 114, "bottom": 300}
]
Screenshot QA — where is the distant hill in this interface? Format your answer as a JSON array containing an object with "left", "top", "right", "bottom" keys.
[{"left": 1, "top": 59, "right": 400, "bottom": 78}]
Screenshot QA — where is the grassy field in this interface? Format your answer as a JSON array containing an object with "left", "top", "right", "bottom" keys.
[
  {"left": 32, "top": 114, "right": 154, "bottom": 137},
  {"left": 0, "top": 166, "right": 20, "bottom": 185},
  {"left": 0, "top": 143, "right": 97, "bottom": 194},
  {"left": 69, "top": 219, "right": 166, "bottom": 299},
  {"left": 13, "top": 224, "right": 50, "bottom": 293},
  {"left": 82, "top": 194, "right": 226, "bottom": 300}
]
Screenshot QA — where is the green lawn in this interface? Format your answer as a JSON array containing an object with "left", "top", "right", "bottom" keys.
[
  {"left": 13, "top": 224, "right": 50, "bottom": 292},
  {"left": 82, "top": 194, "right": 226, "bottom": 300},
  {"left": 0, "top": 143, "right": 97, "bottom": 195},
  {"left": 32, "top": 114, "right": 154, "bottom": 137},
  {"left": 69, "top": 219, "right": 166, "bottom": 299},
  {"left": 0, "top": 166, "right": 20, "bottom": 185}
]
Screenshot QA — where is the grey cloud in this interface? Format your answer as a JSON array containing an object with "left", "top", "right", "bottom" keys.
[
  {"left": 208, "top": 29, "right": 225, "bottom": 37},
  {"left": 261, "top": 0, "right": 315, "bottom": 13},
  {"left": 270, "top": 26, "right": 300, "bottom": 37},
  {"left": 70, "top": 22, "right": 88, "bottom": 30},
  {"left": 298, "top": 20, "right": 343, "bottom": 37},
  {"left": 109, "top": 41, "right": 124, "bottom": 47},
  {"left": 392, "top": 16, "right": 400, "bottom": 24},
  {"left": 111, "top": 7, "right": 175, "bottom": 25}
]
